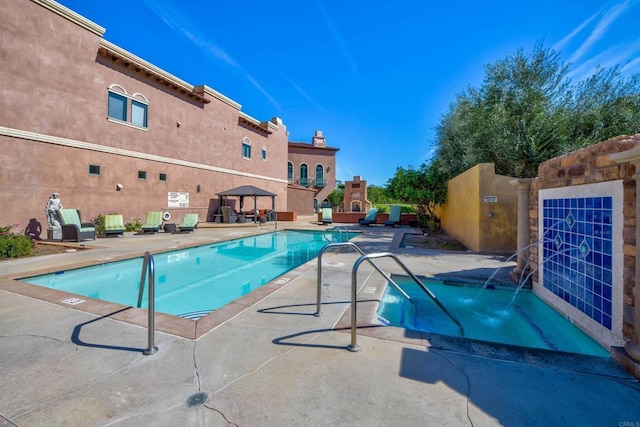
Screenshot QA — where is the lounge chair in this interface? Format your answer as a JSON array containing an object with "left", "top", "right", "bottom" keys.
[
  {"left": 57, "top": 209, "right": 96, "bottom": 242},
  {"left": 104, "top": 214, "right": 125, "bottom": 236},
  {"left": 384, "top": 205, "right": 402, "bottom": 227},
  {"left": 221, "top": 206, "right": 238, "bottom": 223},
  {"left": 141, "top": 211, "right": 163, "bottom": 233},
  {"left": 358, "top": 208, "right": 379, "bottom": 226},
  {"left": 321, "top": 208, "right": 333, "bottom": 225},
  {"left": 177, "top": 213, "right": 199, "bottom": 232}
]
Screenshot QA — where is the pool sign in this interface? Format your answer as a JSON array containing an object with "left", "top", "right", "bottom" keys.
[
  {"left": 168, "top": 192, "right": 189, "bottom": 208},
  {"left": 484, "top": 196, "right": 498, "bottom": 203}
]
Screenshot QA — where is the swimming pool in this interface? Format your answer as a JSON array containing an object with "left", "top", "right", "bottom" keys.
[
  {"left": 22, "top": 231, "right": 333, "bottom": 319},
  {"left": 377, "top": 276, "right": 608, "bottom": 357}
]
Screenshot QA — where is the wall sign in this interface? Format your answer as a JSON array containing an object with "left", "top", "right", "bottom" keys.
[
  {"left": 484, "top": 196, "right": 498, "bottom": 203},
  {"left": 168, "top": 192, "right": 189, "bottom": 208}
]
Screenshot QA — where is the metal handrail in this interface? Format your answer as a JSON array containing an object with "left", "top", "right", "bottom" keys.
[
  {"left": 347, "top": 252, "right": 464, "bottom": 352},
  {"left": 137, "top": 251, "right": 158, "bottom": 356},
  {"left": 322, "top": 226, "right": 350, "bottom": 243},
  {"left": 315, "top": 242, "right": 412, "bottom": 317}
]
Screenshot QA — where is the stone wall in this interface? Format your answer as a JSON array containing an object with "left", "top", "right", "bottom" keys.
[{"left": 529, "top": 134, "right": 639, "bottom": 340}]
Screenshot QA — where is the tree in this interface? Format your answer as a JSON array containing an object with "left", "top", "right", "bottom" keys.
[
  {"left": 386, "top": 158, "right": 448, "bottom": 227},
  {"left": 435, "top": 42, "right": 640, "bottom": 178},
  {"left": 326, "top": 182, "right": 344, "bottom": 210}
]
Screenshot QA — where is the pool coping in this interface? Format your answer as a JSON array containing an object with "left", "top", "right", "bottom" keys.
[{"left": 0, "top": 230, "right": 322, "bottom": 340}]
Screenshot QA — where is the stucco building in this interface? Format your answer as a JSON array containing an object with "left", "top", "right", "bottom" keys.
[
  {"left": 1, "top": 0, "right": 337, "bottom": 228},
  {"left": 287, "top": 131, "right": 339, "bottom": 213}
]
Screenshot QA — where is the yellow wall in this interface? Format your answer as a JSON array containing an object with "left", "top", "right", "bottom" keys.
[{"left": 439, "top": 163, "right": 517, "bottom": 253}]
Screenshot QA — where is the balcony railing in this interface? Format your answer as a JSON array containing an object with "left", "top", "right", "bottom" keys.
[{"left": 315, "top": 179, "right": 326, "bottom": 188}]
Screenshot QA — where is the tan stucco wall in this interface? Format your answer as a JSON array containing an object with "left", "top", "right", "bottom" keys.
[{"left": 440, "top": 163, "right": 517, "bottom": 253}]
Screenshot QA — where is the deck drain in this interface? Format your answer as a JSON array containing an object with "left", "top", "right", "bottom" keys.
[{"left": 186, "top": 392, "right": 208, "bottom": 407}]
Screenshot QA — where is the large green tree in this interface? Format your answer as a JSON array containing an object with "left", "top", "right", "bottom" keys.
[{"left": 436, "top": 43, "right": 640, "bottom": 178}]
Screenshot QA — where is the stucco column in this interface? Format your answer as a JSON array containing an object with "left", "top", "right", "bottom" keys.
[
  {"left": 611, "top": 149, "right": 640, "bottom": 362},
  {"left": 510, "top": 178, "right": 533, "bottom": 277}
]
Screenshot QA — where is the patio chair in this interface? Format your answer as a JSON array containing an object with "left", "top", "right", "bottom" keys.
[
  {"left": 358, "top": 208, "right": 379, "bottom": 226},
  {"left": 321, "top": 207, "right": 333, "bottom": 225},
  {"left": 221, "top": 206, "right": 238, "bottom": 223},
  {"left": 177, "top": 213, "right": 199, "bottom": 232},
  {"left": 384, "top": 205, "right": 402, "bottom": 227},
  {"left": 57, "top": 208, "right": 96, "bottom": 242},
  {"left": 104, "top": 214, "right": 125, "bottom": 236},
  {"left": 141, "top": 211, "right": 163, "bottom": 233}
]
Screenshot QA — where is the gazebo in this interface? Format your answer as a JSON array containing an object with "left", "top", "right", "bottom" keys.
[{"left": 216, "top": 185, "right": 277, "bottom": 223}]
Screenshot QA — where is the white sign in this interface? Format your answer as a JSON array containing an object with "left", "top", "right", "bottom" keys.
[
  {"left": 168, "top": 192, "right": 189, "bottom": 208},
  {"left": 484, "top": 196, "right": 498, "bottom": 203}
]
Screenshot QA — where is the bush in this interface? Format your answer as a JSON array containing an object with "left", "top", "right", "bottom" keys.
[
  {"left": 125, "top": 216, "right": 143, "bottom": 232},
  {"left": 91, "top": 214, "right": 106, "bottom": 235},
  {"left": 0, "top": 224, "right": 35, "bottom": 259}
]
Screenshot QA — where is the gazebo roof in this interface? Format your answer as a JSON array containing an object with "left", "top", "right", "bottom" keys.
[{"left": 217, "top": 185, "right": 276, "bottom": 197}]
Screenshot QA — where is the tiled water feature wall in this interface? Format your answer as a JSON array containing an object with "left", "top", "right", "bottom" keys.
[
  {"left": 537, "top": 182, "right": 624, "bottom": 348},
  {"left": 529, "top": 136, "right": 639, "bottom": 352}
]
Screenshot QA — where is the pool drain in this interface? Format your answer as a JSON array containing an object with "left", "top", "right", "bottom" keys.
[{"left": 186, "top": 392, "right": 208, "bottom": 407}]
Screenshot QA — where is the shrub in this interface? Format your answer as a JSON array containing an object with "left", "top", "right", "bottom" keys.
[
  {"left": 0, "top": 224, "right": 35, "bottom": 259},
  {"left": 125, "top": 216, "right": 143, "bottom": 232},
  {"left": 91, "top": 214, "right": 106, "bottom": 235}
]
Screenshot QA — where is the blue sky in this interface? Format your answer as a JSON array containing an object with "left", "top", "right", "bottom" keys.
[{"left": 57, "top": 0, "right": 640, "bottom": 186}]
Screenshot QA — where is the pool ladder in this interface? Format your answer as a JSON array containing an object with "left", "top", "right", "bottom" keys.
[
  {"left": 322, "top": 226, "right": 350, "bottom": 243},
  {"left": 316, "top": 242, "right": 464, "bottom": 352},
  {"left": 137, "top": 251, "right": 159, "bottom": 356}
]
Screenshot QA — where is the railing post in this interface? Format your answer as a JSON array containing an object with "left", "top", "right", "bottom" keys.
[{"left": 138, "top": 251, "right": 158, "bottom": 356}]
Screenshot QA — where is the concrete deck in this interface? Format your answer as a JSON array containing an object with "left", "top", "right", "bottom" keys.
[{"left": 1, "top": 216, "right": 639, "bottom": 426}]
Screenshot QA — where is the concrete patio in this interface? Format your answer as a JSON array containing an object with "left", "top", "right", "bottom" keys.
[{"left": 1, "top": 216, "right": 639, "bottom": 426}]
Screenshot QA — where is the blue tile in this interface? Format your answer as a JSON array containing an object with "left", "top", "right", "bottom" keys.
[
  {"left": 603, "top": 314, "right": 612, "bottom": 330},
  {"left": 604, "top": 197, "right": 612, "bottom": 209}
]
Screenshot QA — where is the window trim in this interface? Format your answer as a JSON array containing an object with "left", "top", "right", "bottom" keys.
[
  {"left": 138, "top": 170, "right": 147, "bottom": 180},
  {"left": 107, "top": 84, "right": 149, "bottom": 131}
]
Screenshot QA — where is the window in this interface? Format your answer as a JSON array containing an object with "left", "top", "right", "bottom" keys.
[
  {"left": 315, "top": 165, "right": 325, "bottom": 187},
  {"left": 159, "top": 173, "right": 167, "bottom": 182},
  {"left": 242, "top": 138, "right": 251, "bottom": 159},
  {"left": 299, "top": 164, "right": 309, "bottom": 187},
  {"left": 138, "top": 170, "right": 147, "bottom": 180},
  {"left": 262, "top": 147, "right": 267, "bottom": 160},
  {"left": 107, "top": 84, "right": 148, "bottom": 129},
  {"left": 287, "top": 162, "right": 294, "bottom": 181},
  {"left": 89, "top": 164, "right": 101, "bottom": 176},
  {"left": 108, "top": 92, "right": 127, "bottom": 121},
  {"left": 131, "top": 100, "right": 148, "bottom": 127}
]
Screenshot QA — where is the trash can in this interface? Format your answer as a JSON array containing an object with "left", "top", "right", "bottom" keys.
[{"left": 163, "top": 223, "right": 176, "bottom": 233}]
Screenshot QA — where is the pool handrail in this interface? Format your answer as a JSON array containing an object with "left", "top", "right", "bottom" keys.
[
  {"left": 137, "top": 251, "right": 159, "bottom": 356},
  {"left": 322, "top": 226, "right": 350, "bottom": 243},
  {"left": 315, "top": 242, "right": 412, "bottom": 317},
  {"left": 347, "top": 252, "right": 465, "bottom": 352}
]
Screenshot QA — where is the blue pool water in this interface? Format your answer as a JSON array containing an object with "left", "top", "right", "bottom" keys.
[
  {"left": 378, "top": 276, "right": 608, "bottom": 357},
  {"left": 22, "top": 231, "right": 333, "bottom": 319}
]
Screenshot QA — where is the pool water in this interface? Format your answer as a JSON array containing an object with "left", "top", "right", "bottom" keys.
[
  {"left": 377, "top": 276, "right": 608, "bottom": 357},
  {"left": 22, "top": 231, "right": 333, "bottom": 319}
]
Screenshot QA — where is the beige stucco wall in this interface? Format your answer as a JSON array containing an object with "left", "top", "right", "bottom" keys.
[
  {"left": 439, "top": 163, "right": 517, "bottom": 253},
  {"left": 1, "top": 0, "right": 293, "bottom": 227}
]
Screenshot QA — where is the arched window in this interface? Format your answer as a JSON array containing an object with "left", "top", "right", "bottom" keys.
[
  {"left": 351, "top": 201, "right": 362, "bottom": 212},
  {"left": 242, "top": 137, "right": 251, "bottom": 159},
  {"left": 299, "top": 164, "right": 309, "bottom": 187},
  {"left": 313, "top": 199, "right": 318, "bottom": 212},
  {"left": 315, "top": 165, "right": 325, "bottom": 188},
  {"left": 287, "top": 162, "right": 294, "bottom": 181},
  {"left": 107, "top": 84, "right": 148, "bottom": 129}
]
